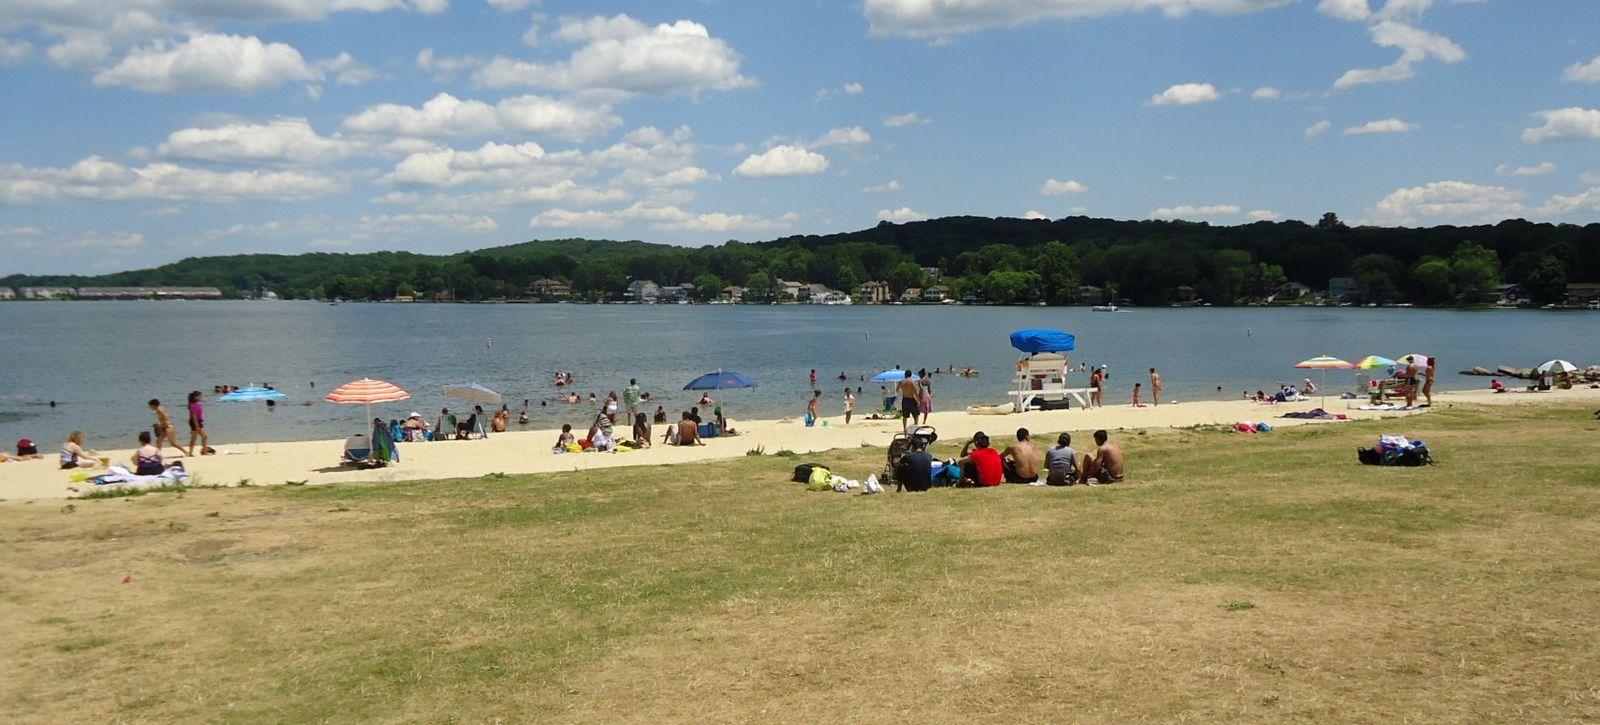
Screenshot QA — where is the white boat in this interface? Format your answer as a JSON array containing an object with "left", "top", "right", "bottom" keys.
[
  {"left": 1091, "top": 304, "right": 1118, "bottom": 312},
  {"left": 966, "top": 402, "right": 1015, "bottom": 415}
]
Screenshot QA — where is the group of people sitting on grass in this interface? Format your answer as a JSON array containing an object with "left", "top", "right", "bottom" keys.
[{"left": 894, "top": 427, "right": 1124, "bottom": 490}]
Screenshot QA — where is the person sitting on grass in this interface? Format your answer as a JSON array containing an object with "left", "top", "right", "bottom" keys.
[
  {"left": 894, "top": 438, "right": 935, "bottom": 492},
  {"left": 1000, "top": 427, "right": 1040, "bottom": 484},
  {"left": 1045, "top": 433, "right": 1078, "bottom": 486},
  {"left": 1078, "top": 429, "right": 1125, "bottom": 485},
  {"left": 958, "top": 432, "right": 1003, "bottom": 487},
  {"left": 675, "top": 411, "right": 704, "bottom": 446}
]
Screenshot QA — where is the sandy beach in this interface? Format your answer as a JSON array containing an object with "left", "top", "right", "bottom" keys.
[{"left": 3, "top": 387, "right": 1595, "bottom": 501}]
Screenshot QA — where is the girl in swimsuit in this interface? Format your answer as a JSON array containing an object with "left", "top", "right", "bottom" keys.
[{"left": 133, "top": 431, "right": 164, "bottom": 476}]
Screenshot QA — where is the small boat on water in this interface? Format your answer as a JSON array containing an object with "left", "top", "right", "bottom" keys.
[{"left": 1091, "top": 304, "right": 1118, "bottom": 312}]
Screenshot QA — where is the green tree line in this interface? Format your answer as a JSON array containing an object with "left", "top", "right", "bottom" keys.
[{"left": 4, "top": 214, "right": 1596, "bottom": 306}]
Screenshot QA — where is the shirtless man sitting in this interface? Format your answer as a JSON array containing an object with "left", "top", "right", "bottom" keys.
[
  {"left": 1000, "top": 427, "right": 1040, "bottom": 484},
  {"left": 1078, "top": 429, "right": 1125, "bottom": 484},
  {"left": 675, "top": 412, "right": 705, "bottom": 446}
]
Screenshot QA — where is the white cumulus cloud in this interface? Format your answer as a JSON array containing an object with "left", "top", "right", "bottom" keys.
[
  {"left": 1250, "top": 86, "right": 1282, "bottom": 100},
  {"left": 93, "top": 33, "right": 319, "bottom": 94},
  {"left": 1040, "top": 178, "right": 1088, "bottom": 195},
  {"left": 1316, "top": 0, "right": 1370, "bottom": 21},
  {"left": 812, "top": 126, "right": 872, "bottom": 147},
  {"left": 1494, "top": 162, "right": 1555, "bottom": 177},
  {"left": 1343, "top": 118, "right": 1418, "bottom": 135},
  {"left": 1370, "top": 180, "right": 1525, "bottom": 225},
  {"left": 1521, "top": 107, "right": 1600, "bottom": 144},
  {"left": 1149, "top": 82, "right": 1221, "bottom": 106},
  {"left": 0, "top": 155, "right": 344, "bottom": 204},
  {"left": 1304, "top": 120, "right": 1333, "bottom": 138},
  {"left": 1333, "top": 20, "right": 1465, "bottom": 89},
  {"left": 474, "top": 14, "right": 754, "bottom": 97},
  {"left": 1150, "top": 204, "right": 1242, "bottom": 218},
  {"left": 877, "top": 206, "right": 929, "bottom": 222},
  {"left": 343, "top": 92, "right": 620, "bottom": 142},
  {"left": 1247, "top": 209, "right": 1280, "bottom": 221},
  {"left": 861, "top": 0, "right": 1291, "bottom": 37},
  {"left": 863, "top": 179, "right": 901, "bottom": 194},
  {"left": 1564, "top": 55, "right": 1600, "bottom": 83},
  {"left": 884, "top": 112, "right": 930, "bottom": 127},
  {"left": 157, "top": 118, "right": 351, "bottom": 165},
  {"left": 732, "top": 145, "right": 829, "bottom": 178}
]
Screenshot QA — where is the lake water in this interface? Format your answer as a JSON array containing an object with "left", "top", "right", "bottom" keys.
[{"left": 1, "top": 301, "right": 1595, "bottom": 448}]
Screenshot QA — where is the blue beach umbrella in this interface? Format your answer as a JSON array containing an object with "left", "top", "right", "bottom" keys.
[
  {"left": 682, "top": 370, "right": 757, "bottom": 427},
  {"left": 871, "top": 369, "right": 919, "bottom": 382},
  {"left": 217, "top": 386, "right": 287, "bottom": 453},
  {"left": 682, "top": 370, "right": 758, "bottom": 391}
]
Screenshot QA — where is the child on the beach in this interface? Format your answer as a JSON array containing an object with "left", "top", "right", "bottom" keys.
[
  {"left": 148, "top": 399, "right": 187, "bottom": 456},
  {"left": 1132, "top": 383, "right": 1146, "bottom": 408}
]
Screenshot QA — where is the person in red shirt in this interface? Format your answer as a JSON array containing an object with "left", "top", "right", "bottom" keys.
[{"left": 959, "top": 432, "right": 1004, "bottom": 486}]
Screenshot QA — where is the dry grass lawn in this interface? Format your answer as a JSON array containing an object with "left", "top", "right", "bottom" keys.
[{"left": 3, "top": 403, "right": 1599, "bottom": 722}]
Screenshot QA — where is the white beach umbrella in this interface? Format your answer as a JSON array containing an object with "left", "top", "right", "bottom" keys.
[{"left": 1535, "top": 360, "right": 1578, "bottom": 374}]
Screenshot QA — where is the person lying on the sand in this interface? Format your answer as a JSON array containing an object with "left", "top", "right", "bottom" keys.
[{"left": 1078, "top": 430, "right": 1125, "bottom": 485}]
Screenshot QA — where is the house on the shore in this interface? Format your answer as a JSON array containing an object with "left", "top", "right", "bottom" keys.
[
  {"left": 721, "top": 285, "right": 744, "bottom": 303},
  {"left": 1566, "top": 282, "right": 1600, "bottom": 304},
  {"left": 626, "top": 279, "right": 661, "bottom": 303},
  {"left": 922, "top": 285, "right": 949, "bottom": 303},
  {"left": 857, "top": 280, "right": 891, "bottom": 304},
  {"left": 0, "top": 288, "right": 15, "bottom": 300},
  {"left": 900, "top": 287, "right": 923, "bottom": 303},
  {"left": 775, "top": 279, "right": 804, "bottom": 301},
  {"left": 525, "top": 279, "right": 572, "bottom": 299},
  {"left": 1327, "top": 277, "right": 1358, "bottom": 302}
]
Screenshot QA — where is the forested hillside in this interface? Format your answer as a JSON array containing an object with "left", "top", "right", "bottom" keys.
[{"left": 5, "top": 214, "right": 1595, "bottom": 305}]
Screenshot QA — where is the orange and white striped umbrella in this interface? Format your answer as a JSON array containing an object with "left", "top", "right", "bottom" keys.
[{"left": 324, "top": 378, "right": 411, "bottom": 405}]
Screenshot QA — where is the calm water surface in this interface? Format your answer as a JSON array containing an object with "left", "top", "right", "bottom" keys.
[{"left": 1, "top": 301, "right": 1595, "bottom": 447}]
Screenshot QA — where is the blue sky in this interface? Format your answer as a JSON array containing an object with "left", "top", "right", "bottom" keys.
[{"left": 2, "top": 0, "right": 1598, "bottom": 274}]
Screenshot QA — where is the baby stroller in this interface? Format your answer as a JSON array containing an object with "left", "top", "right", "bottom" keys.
[{"left": 885, "top": 425, "right": 938, "bottom": 491}]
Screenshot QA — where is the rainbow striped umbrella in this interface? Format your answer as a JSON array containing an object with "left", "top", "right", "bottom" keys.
[
  {"left": 325, "top": 378, "right": 411, "bottom": 429},
  {"left": 1294, "top": 356, "right": 1351, "bottom": 407},
  {"left": 1354, "top": 355, "right": 1397, "bottom": 370}
]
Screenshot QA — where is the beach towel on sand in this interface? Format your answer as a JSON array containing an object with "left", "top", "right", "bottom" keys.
[{"left": 90, "top": 464, "right": 190, "bottom": 488}]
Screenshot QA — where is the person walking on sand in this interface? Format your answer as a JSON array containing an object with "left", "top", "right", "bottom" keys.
[
  {"left": 896, "top": 370, "right": 920, "bottom": 432},
  {"left": 806, "top": 390, "right": 821, "bottom": 427},
  {"left": 1422, "top": 356, "right": 1436, "bottom": 407},
  {"left": 1149, "top": 368, "right": 1163, "bottom": 406},
  {"left": 623, "top": 378, "right": 643, "bottom": 426},
  {"left": 148, "top": 399, "right": 186, "bottom": 457},
  {"left": 186, "top": 390, "right": 212, "bottom": 455},
  {"left": 844, "top": 387, "right": 856, "bottom": 425}
]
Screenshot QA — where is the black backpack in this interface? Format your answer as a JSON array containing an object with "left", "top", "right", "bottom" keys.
[{"left": 792, "top": 463, "right": 826, "bottom": 482}]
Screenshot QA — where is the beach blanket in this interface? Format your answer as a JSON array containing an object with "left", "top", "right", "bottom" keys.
[
  {"left": 1281, "top": 408, "right": 1348, "bottom": 420},
  {"left": 89, "top": 464, "right": 190, "bottom": 488},
  {"left": 1356, "top": 404, "right": 1414, "bottom": 411}
]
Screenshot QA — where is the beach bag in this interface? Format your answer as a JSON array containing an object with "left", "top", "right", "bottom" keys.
[
  {"left": 803, "top": 411, "right": 815, "bottom": 427},
  {"left": 1357, "top": 447, "right": 1382, "bottom": 466},
  {"left": 805, "top": 466, "right": 835, "bottom": 492},
  {"left": 1397, "top": 442, "right": 1434, "bottom": 466},
  {"left": 792, "top": 463, "right": 827, "bottom": 482}
]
